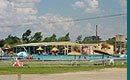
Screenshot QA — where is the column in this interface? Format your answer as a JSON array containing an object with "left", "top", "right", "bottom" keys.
[
  {"left": 16, "top": 47, "right": 18, "bottom": 53},
  {"left": 115, "top": 41, "right": 117, "bottom": 54},
  {"left": 12, "top": 47, "right": 14, "bottom": 52},
  {"left": 67, "top": 45, "right": 69, "bottom": 55},
  {"left": 28, "top": 47, "right": 30, "bottom": 54},
  {"left": 33, "top": 47, "right": 35, "bottom": 54},
  {"left": 20, "top": 47, "right": 21, "bottom": 52},
  {"left": 89, "top": 46, "right": 91, "bottom": 55},
  {"left": 64, "top": 46, "right": 66, "bottom": 55},
  {"left": 44, "top": 46, "right": 46, "bottom": 53}
]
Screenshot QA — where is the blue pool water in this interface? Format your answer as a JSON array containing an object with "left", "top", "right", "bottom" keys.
[{"left": 1, "top": 55, "right": 120, "bottom": 60}]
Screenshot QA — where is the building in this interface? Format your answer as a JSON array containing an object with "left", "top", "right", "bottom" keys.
[
  {"left": 115, "top": 35, "right": 127, "bottom": 54},
  {"left": 11, "top": 41, "right": 114, "bottom": 55}
]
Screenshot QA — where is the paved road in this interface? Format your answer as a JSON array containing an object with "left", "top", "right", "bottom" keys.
[{"left": 0, "top": 68, "right": 127, "bottom": 80}]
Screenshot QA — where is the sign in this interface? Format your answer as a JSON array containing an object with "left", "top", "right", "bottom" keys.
[{"left": 13, "top": 58, "right": 23, "bottom": 67}]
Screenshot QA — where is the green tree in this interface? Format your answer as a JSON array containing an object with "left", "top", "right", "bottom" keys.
[
  {"left": 50, "top": 34, "right": 57, "bottom": 42},
  {"left": 58, "top": 33, "right": 71, "bottom": 42},
  {"left": 43, "top": 37, "right": 51, "bottom": 42},
  {"left": 43, "top": 34, "right": 57, "bottom": 42},
  {"left": 106, "top": 37, "right": 115, "bottom": 45},
  {"left": 82, "top": 36, "right": 101, "bottom": 44},
  {"left": 22, "top": 29, "right": 31, "bottom": 43},
  {"left": 76, "top": 35, "right": 82, "bottom": 43},
  {"left": 31, "top": 32, "right": 42, "bottom": 43},
  {"left": 0, "top": 39, "right": 5, "bottom": 47},
  {"left": 5, "top": 34, "right": 21, "bottom": 45},
  {"left": 65, "top": 33, "right": 71, "bottom": 41}
]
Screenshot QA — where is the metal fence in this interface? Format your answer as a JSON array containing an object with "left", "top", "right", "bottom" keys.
[{"left": 0, "top": 58, "right": 127, "bottom": 67}]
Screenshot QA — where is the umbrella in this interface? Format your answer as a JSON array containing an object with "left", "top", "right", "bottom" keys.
[
  {"left": 36, "top": 46, "right": 44, "bottom": 51},
  {"left": 51, "top": 47, "right": 58, "bottom": 51},
  {"left": 120, "top": 54, "right": 127, "bottom": 58},
  {"left": 0, "top": 48, "right": 4, "bottom": 56},
  {"left": 63, "top": 47, "right": 68, "bottom": 50},
  {"left": 63, "top": 47, "right": 68, "bottom": 55},
  {"left": 3, "top": 44, "right": 11, "bottom": 54},
  {"left": 3, "top": 44, "right": 11, "bottom": 50},
  {"left": 68, "top": 51, "right": 81, "bottom": 59},
  {"left": 17, "top": 52, "right": 29, "bottom": 57}
]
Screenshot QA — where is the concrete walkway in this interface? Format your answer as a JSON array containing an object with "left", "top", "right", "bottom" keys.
[{"left": 0, "top": 68, "right": 127, "bottom": 80}]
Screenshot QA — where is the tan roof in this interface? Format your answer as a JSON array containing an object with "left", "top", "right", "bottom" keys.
[
  {"left": 93, "top": 49, "right": 112, "bottom": 56},
  {"left": 52, "top": 42, "right": 79, "bottom": 46},
  {"left": 16, "top": 42, "right": 98, "bottom": 47},
  {"left": 16, "top": 42, "right": 79, "bottom": 47}
]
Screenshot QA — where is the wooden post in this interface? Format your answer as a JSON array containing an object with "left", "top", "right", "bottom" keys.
[
  {"left": 96, "top": 25, "right": 98, "bottom": 44},
  {"left": 18, "top": 73, "right": 21, "bottom": 80},
  {"left": 115, "top": 41, "right": 117, "bottom": 54},
  {"left": 67, "top": 45, "right": 69, "bottom": 55}
]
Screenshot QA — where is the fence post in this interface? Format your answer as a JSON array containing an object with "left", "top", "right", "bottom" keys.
[{"left": 18, "top": 73, "right": 21, "bottom": 80}]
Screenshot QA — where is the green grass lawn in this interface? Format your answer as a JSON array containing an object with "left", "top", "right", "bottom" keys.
[{"left": 0, "top": 64, "right": 127, "bottom": 75}]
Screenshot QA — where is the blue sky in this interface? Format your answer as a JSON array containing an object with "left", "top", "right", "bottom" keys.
[
  {"left": 36, "top": 0, "right": 122, "bottom": 17},
  {"left": 0, "top": 0, "right": 127, "bottom": 41}
]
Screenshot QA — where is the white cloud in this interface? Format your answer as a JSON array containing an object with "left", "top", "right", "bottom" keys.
[
  {"left": 0, "top": 0, "right": 9, "bottom": 9},
  {"left": 73, "top": 0, "right": 100, "bottom": 13},
  {"left": 0, "top": 0, "right": 127, "bottom": 41},
  {"left": 0, "top": 0, "right": 39, "bottom": 28},
  {"left": 80, "top": 23, "right": 95, "bottom": 35},
  {"left": 16, "top": 8, "right": 37, "bottom": 14},
  {"left": 73, "top": 1, "right": 85, "bottom": 8},
  {"left": 32, "top": 13, "right": 75, "bottom": 36},
  {"left": 0, "top": 0, "right": 78, "bottom": 39}
]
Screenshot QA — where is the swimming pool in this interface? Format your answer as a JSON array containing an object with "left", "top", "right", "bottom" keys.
[{"left": 1, "top": 55, "right": 120, "bottom": 60}]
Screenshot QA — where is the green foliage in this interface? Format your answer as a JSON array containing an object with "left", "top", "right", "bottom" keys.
[
  {"left": 43, "top": 34, "right": 57, "bottom": 42},
  {"left": 58, "top": 33, "right": 71, "bottom": 42},
  {"left": 83, "top": 40, "right": 97, "bottom": 44},
  {"left": 0, "top": 29, "right": 117, "bottom": 47},
  {"left": 43, "top": 33, "right": 71, "bottom": 42},
  {"left": 0, "top": 39, "right": 5, "bottom": 47},
  {"left": 22, "top": 29, "right": 32, "bottom": 43},
  {"left": 31, "top": 32, "right": 42, "bottom": 43},
  {"left": 76, "top": 35, "right": 82, "bottom": 43},
  {"left": 106, "top": 37, "right": 115, "bottom": 45},
  {"left": 50, "top": 34, "right": 57, "bottom": 42},
  {"left": 0, "top": 35, "right": 22, "bottom": 47},
  {"left": 4, "top": 35, "right": 21, "bottom": 45},
  {"left": 82, "top": 36, "right": 101, "bottom": 44},
  {"left": 43, "top": 37, "right": 51, "bottom": 42}
]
